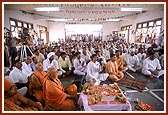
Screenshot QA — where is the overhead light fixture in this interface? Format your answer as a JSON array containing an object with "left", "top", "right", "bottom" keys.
[
  {"left": 121, "top": 8, "right": 143, "bottom": 11},
  {"left": 67, "top": 19, "right": 74, "bottom": 21},
  {"left": 106, "top": 19, "right": 120, "bottom": 21},
  {"left": 35, "top": 7, "right": 60, "bottom": 11},
  {"left": 53, "top": 19, "right": 67, "bottom": 22}
]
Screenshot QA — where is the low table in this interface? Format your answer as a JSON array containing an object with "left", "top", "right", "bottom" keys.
[{"left": 78, "top": 84, "right": 132, "bottom": 111}]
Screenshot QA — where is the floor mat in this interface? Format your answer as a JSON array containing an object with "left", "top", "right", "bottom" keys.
[{"left": 117, "top": 75, "right": 147, "bottom": 91}]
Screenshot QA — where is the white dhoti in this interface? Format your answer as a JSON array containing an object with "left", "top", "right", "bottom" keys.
[{"left": 142, "top": 69, "right": 164, "bottom": 78}]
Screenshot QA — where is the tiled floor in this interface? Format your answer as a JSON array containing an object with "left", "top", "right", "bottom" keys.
[
  {"left": 61, "top": 71, "right": 165, "bottom": 111},
  {"left": 119, "top": 71, "right": 164, "bottom": 111}
]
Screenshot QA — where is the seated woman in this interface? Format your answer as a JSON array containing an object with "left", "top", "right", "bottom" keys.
[
  {"left": 4, "top": 78, "right": 43, "bottom": 111},
  {"left": 105, "top": 53, "right": 124, "bottom": 81},
  {"left": 43, "top": 67, "right": 78, "bottom": 111}
]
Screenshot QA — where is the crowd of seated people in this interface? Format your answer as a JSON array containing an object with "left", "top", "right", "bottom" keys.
[{"left": 4, "top": 38, "right": 164, "bottom": 111}]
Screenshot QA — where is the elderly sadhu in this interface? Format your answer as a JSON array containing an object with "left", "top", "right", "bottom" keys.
[
  {"left": 28, "top": 63, "right": 47, "bottom": 104},
  {"left": 4, "top": 78, "right": 43, "bottom": 111},
  {"left": 43, "top": 67, "right": 78, "bottom": 111}
]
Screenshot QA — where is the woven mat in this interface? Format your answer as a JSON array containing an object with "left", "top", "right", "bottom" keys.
[{"left": 117, "top": 76, "right": 147, "bottom": 91}]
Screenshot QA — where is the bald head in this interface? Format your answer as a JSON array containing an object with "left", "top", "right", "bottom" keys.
[
  {"left": 47, "top": 67, "right": 58, "bottom": 79},
  {"left": 35, "top": 63, "right": 43, "bottom": 71}
]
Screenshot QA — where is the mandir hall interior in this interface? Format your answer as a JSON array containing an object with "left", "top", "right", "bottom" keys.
[{"left": 3, "top": 3, "right": 165, "bottom": 111}]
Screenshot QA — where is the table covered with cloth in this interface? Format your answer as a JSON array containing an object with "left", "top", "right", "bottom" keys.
[{"left": 77, "top": 83, "right": 132, "bottom": 111}]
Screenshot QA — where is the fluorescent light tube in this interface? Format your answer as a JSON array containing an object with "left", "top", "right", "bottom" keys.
[
  {"left": 53, "top": 19, "right": 67, "bottom": 21},
  {"left": 121, "top": 8, "right": 143, "bottom": 11},
  {"left": 106, "top": 19, "right": 120, "bottom": 21},
  {"left": 35, "top": 7, "right": 60, "bottom": 11}
]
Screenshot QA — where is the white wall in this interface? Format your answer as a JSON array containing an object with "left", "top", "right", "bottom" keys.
[
  {"left": 102, "top": 22, "right": 119, "bottom": 40},
  {"left": 47, "top": 22, "right": 65, "bottom": 43}
]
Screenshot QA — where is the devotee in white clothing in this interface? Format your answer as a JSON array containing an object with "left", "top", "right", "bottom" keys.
[
  {"left": 142, "top": 50, "right": 164, "bottom": 78},
  {"left": 43, "top": 52, "right": 62, "bottom": 76},
  {"left": 86, "top": 54, "right": 109, "bottom": 85},
  {"left": 137, "top": 48, "right": 146, "bottom": 68},
  {"left": 126, "top": 50, "right": 141, "bottom": 72},
  {"left": 73, "top": 52, "right": 87, "bottom": 76},
  {"left": 22, "top": 56, "right": 33, "bottom": 77},
  {"left": 6, "top": 59, "right": 28, "bottom": 96},
  {"left": 81, "top": 46, "right": 91, "bottom": 63}
]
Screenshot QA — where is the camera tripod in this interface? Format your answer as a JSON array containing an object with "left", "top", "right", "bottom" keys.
[{"left": 20, "top": 45, "right": 33, "bottom": 61}]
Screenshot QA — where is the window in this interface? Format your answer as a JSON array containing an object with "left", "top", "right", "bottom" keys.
[
  {"left": 23, "top": 23, "right": 28, "bottom": 28},
  {"left": 121, "top": 25, "right": 132, "bottom": 31},
  {"left": 143, "top": 23, "right": 147, "bottom": 28},
  {"left": 135, "top": 18, "right": 162, "bottom": 44},
  {"left": 9, "top": 18, "right": 33, "bottom": 38},
  {"left": 10, "top": 20, "right": 16, "bottom": 26},
  {"left": 17, "top": 22, "right": 22, "bottom": 27},
  {"left": 149, "top": 22, "right": 154, "bottom": 27},
  {"left": 138, "top": 24, "right": 142, "bottom": 28},
  {"left": 156, "top": 20, "right": 162, "bottom": 26}
]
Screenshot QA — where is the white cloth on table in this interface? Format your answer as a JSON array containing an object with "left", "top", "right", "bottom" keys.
[{"left": 78, "top": 92, "right": 132, "bottom": 111}]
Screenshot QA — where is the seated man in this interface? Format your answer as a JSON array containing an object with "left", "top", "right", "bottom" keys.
[
  {"left": 58, "top": 52, "right": 73, "bottom": 77},
  {"left": 30, "top": 56, "right": 38, "bottom": 72},
  {"left": 73, "top": 52, "right": 87, "bottom": 76},
  {"left": 105, "top": 53, "right": 124, "bottom": 81},
  {"left": 137, "top": 48, "right": 146, "bottom": 68},
  {"left": 126, "top": 49, "right": 141, "bottom": 72},
  {"left": 86, "top": 54, "right": 108, "bottom": 85},
  {"left": 43, "top": 52, "right": 62, "bottom": 76},
  {"left": 22, "top": 56, "right": 33, "bottom": 77},
  {"left": 142, "top": 50, "right": 164, "bottom": 78},
  {"left": 6, "top": 59, "right": 28, "bottom": 96},
  {"left": 4, "top": 78, "right": 43, "bottom": 111},
  {"left": 115, "top": 50, "right": 128, "bottom": 72},
  {"left": 28, "top": 63, "right": 47, "bottom": 104},
  {"left": 43, "top": 67, "right": 78, "bottom": 111}
]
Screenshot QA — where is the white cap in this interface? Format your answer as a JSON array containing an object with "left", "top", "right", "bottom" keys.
[{"left": 47, "top": 52, "right": 55, "bottom": 59}]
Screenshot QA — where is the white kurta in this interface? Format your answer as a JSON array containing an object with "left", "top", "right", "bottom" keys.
[
  {"left": 142, "top": 57, "right": 164, "bottom": 78},
  {"left": 22, "top": 61, "right": 33, "bottom": 77},
  {"left": 81, "top": 51, "right": 91, "bottom": 63},
  {"left": 126, "top": 54, "right": 140, "bottom": 72},
  {"left": 86, "top": 61, "right": 108, "bottom": 85},
  {"left": 7, "top": 67, "right": 28, "bottom": 83},
  {"left": 43, "top": 59, "right": 59, "bottom": 71},
  {"left": 73, "top": 57, "right": 87, "bottom": 76}
]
